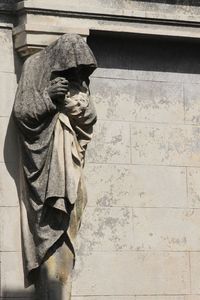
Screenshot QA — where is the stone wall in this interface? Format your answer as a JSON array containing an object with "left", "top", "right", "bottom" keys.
[
  {"left": 1, "top": 2, "right": 200, "bottom": 300},
  {"left": 71, "top": 34, "right": 200, "bottom": 300},
  {"left": 0, "top": 21, "right": 27, "bottom": 299}
]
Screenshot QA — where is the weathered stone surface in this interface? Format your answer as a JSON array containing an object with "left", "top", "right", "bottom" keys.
[
  {"left": 0, "top": 29, "right": 14, "bottom": 73},
  {"left": 90, "top": 78, "right": 184, "bottom": 123},
  {"left": 0, "top": 73, "right": 17, "bottom": 117},
  {"left": 5, "top": 6, "right": 200, "bottom": 300},
  {"left": 86, "top": 121, "right": 131, "bottom": 164},
  {"left": 133, "top": 208, "right": 200, "bottom": 251},
  {"left": 0, "top": 162, "right": 19, "bottom": 207},
  {"left": 185, "top": 296, "right": 200, "bottom": 300},
  {"left": 190, "top": 252, "right": 200, "bottom": 294},
  {"left": 72, "top": 251, "right": 190, "bottom": 295},
  {"left": 24, "top": 13, "right": 200, "bottom": 46},
  {"left": 131, "top": 123, "right": 200, "bottom": 166},
  {"left": 136, "top": 297, "right": 185, "bottom": 300},
  {"left": 92, "top": 68, "right": 200, "bottom": 84},
  {"left": 72, "top": 297, "right": 136, "bottom": 300},
  {"left": 1, "top": 252, "right": 34, "bottom": 297},
  {"left": 185, "top": 84, "right": 200, "bottom": 125},
  {"left": 13, "top": 34, "right": 98, "bottom": 300},
  {"left": 14, "top": 24, "right": 89, "bottom": 56},
  {"left": 76, "top": 206, "right": 133, "bottom": 254},
  {"left": 0, "top": 207, "right": 21, "bottom": 251},
  {"left": 85, "top": 164, "right": 187, "bottom": 208},
  {"left": 18, "top": 0, "right": 200, "bottom": 23},
  {"left": 188, "top": 167, "right": 200, "bottom": 208}
]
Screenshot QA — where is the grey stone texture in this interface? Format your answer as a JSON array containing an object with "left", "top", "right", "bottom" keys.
[
  {"left": 85, "top": 164, "right": 187, "bottom": 208},
  {"left": 17, "top": 0, "right": 200, "bottom": 23},
  {"left": 72, "top": 251, "right": 190, "bottom": 295},
  {"left": 2, "top": 2, "right": 200, "bottom": 300},
  {"left": 14, "top": 0, "right": 200, "bottom": 56},
  {"left": 0, "top": 24, "right": 25, "bottom": 300},
  {"left": 72, "top": 34, "right": 200, "bottom": 298},
  {"left": 13, "top": 34, "right": 97, "bottom": 291},
  {"left": 90, "top": 79, "right": 184, "bottom": 123},
  {"left": 86, "top": 120, "right": 131, "bottom": 164}
]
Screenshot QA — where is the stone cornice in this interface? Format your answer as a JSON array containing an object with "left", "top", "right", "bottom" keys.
[
  {"left": 12, "top": 1, "right": 200, "bottom": 56},
  {"left": 16, "top": 8, "right": 200, "bottom": 29},
  {"left": 16, "top": 1, "right": 200, "bottom": 25}
]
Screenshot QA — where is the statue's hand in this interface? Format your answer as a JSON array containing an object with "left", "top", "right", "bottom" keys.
[{"left": 47, "top": 77, "right": 69, "bottom": 103}]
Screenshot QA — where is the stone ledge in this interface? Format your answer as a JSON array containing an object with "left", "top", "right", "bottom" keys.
[
  {"left": 13, "top": 20, "right": 200, "bottom": 57},
  {"left": 16, "top": 0, "right": 200, "bottom": 24},
  {"left": 0, "top": 22, "right": 13, "bottom": 29}
]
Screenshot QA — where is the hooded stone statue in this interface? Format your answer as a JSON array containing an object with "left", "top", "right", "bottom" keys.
[{"left": 13, "top": 34, "right": 97, "bottom": 299}]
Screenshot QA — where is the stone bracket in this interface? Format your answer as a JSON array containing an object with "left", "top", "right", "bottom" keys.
[{"left": 13, "top": 24, "right": 89, "bottom": 57}]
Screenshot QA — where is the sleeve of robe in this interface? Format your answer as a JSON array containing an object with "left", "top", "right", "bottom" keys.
[{"left": 13, "top": 56, "right": 60, "bottom": 205}]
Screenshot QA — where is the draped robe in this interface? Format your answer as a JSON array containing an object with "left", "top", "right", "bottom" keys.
[{"left": 13, "top": 34, "right": 97, "bottom": 287}]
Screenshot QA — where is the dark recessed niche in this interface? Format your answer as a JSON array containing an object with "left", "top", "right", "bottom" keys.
[{"left": 88, "top": 32, "right": 200, "bottom": 74}]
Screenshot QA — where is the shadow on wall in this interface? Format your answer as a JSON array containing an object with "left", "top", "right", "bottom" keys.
[
  {"left": 3, "top": 51, "right": 24, "bottom": 189},
  {"left": 3, "top": 51, "right": 27, "bottom": 294},
  {"left": 3, "top": 115, "right": 20, "bottom": 191},
  {"left": 2, "top": 278, "right": 64, "bottom": 300},
  {"left": 3, "top": 44, "right": 25, "bottom": 194},
  {"left": 88, "top": 33, "right": 200, "bottom": 74},
  {"left": 2, "top": 288, "right": 34, "bottom": 300}
]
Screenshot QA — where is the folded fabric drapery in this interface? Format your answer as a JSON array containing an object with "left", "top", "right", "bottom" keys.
[{"left": 13, "top": 34, "right": 97, "bottom": 298}]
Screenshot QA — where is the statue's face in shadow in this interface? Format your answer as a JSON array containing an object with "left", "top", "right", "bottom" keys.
[
  {"left": 51, "top": 68, "right": 81, "bottom": 85},
  {"left": 51, "top": 67, "right": 89, "bottom": 88}
]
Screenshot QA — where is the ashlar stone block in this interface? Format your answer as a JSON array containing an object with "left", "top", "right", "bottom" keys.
[
  {"left": 72, "top": 252, "right": 190, "bottom": 296},
  {"left": 0, "top": 73, "right": 17, "bottom": 117},
  {"left": 0, "top": 207, "right": 21, "bottom": 252},
  {"left": 185, "top": 296, "right": 200, "bottom": 300},
  {"left": 0, "top": 29, "right": 14, "bottom": 73},
  {"left": 136, "top": 297, "right": 185, "bottom": 300},
  {"left": 72, "top": 297, "right": 136, "bottom": 300},
  {"left": 93, "top": 68, "right": 200, "bottom": 84},
  {"left": 76, "top": 206, "right": 133, "bottom": 254},
  {"left": 90, "top": 78, "right": 184, "bottom": 123},
  {"left": 0, "top": 162, "right": 19, "bottom": 207},
  {"left": 131, "top": 123, "right": 200, "bottom": 167},
  {"left": 185, "top": 83, "right": 200, "bottom": 125},
  {"left": 133, "top": 208, "right": 200, "bottom": 251},
  {"left": 86, "top": 120, "right": 131, "bottom": 164},
  {"left": 85, "top": 164, "right": 187, "bottom": 208},
  {"left": 1, "top": 251, "right": 34, "bottom": 298},
  {"left": 190, "top": 252, "right": 200, "bottom": 294},
  {"left": 188, "top": 167, "right": 200, "bottom": 208}
]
